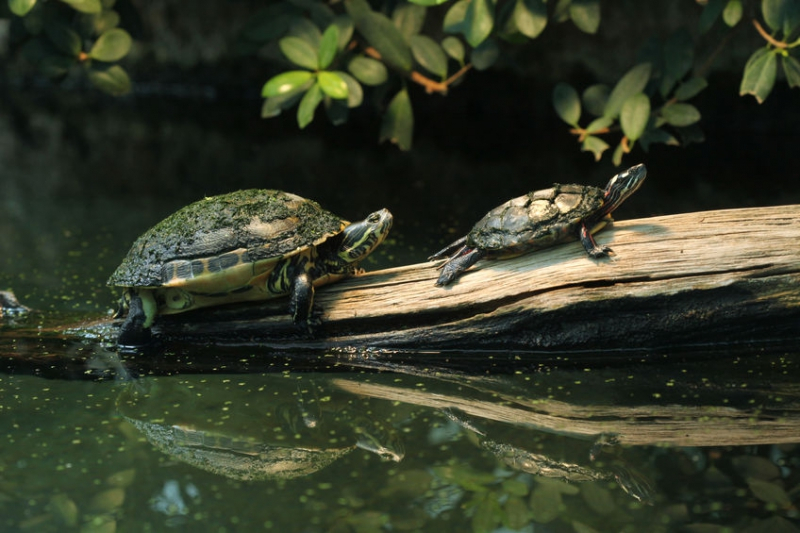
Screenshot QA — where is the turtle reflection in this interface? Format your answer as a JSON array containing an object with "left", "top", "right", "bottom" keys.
[
  {"left": 116, "top": 375, "right": 404, "bottom": 481},
  {"left": 442, "top": 408, "right": 655, "bottom": 504}
]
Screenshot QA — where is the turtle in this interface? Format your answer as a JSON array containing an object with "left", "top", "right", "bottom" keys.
[
  {"left": 108, "top": 189, "right": 393, "bottom": 345},
  {"left": 429, "top": 164, "right": 647, "bottom": 286}
]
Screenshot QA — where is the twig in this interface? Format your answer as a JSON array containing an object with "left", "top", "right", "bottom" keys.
[
  {"left": 752, "top": 19, "right": 787, "bottom": 49},
  {"left": 363, "top": 46, "right": 471, "bottom": 95}
]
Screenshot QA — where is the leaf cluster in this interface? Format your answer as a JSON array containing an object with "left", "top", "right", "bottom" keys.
[{"left": 7, "top": 0, "right": 134, "bottom": 95}]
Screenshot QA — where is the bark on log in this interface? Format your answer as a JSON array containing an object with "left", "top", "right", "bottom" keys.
[{"left": 155, "top": 205, "right": 800, "bottom": 350}]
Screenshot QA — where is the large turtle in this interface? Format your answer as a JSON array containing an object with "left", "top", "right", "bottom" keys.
[
  {"left": 429, "top": 164, "right": 647, "bottom": 286},
  {"left": 108, "top": 189, "right": 393, "bottom": 344}
]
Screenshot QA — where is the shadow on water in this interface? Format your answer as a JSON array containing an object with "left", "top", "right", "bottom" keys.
[{"left": 2, "top": 310, "right": 800, "bottom": 531}]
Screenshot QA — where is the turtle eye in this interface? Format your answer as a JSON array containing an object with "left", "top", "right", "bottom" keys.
[{"left": 367, "top": 212, "right": 382, "bottom": 223}]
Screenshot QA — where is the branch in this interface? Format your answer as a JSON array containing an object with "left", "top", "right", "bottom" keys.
[
  {"left": 752, "top": 19, "right": 787, "bottom": 49},
  {"left": 362, "top": 46, "right": 471, "bottom": 95}
]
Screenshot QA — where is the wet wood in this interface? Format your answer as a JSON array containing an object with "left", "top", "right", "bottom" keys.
[{"left": 157, "top": 204, "right": 800, "bottom": 350}]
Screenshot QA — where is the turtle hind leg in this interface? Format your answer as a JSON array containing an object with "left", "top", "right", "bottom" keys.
[
  {"left": 435, "top": 247, "right": 485, "bottom": 286},
  {"left": 428, "top": 236, "right": 468, "bottom": 262},
  {"left": 116, "top": 293, "right": 153, "bottom": 346},
  {"left": 289, "top": 272, "right": 318, "bottom": 334},
  {"left": 579, "top": 221, "right": 613, "bottom": 258}
]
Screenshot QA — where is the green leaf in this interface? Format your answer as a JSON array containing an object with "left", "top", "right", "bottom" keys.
[
  {"left": 410, "top": 34, "right": 448, "bottom": 79},
  {"left": 620, "top": 93, "right": 650, "bottom": 141},
  {"left": 784, "top": 1, "right": 800, "bottom": 35},
  {"left": 354, "top": 11, "right": 413, "bottom": 71},
  {"left": 723, "top": 0, "right": 743, "bottom": 26},
  {"left": 334, "top": 70, "right": 363, "bottom": 107},
  {"left": 747, "top": 478, "right": 792, "bottom": 506},
  {"left": 87, "top": 64, "right": 131, "bottom": 95},
  {"left": 570, "top": 0, "right": 600, "bottom": 34},
  {"left": 612, "top": 141, "right": 625, "bottom": 167},
  {"left": 603, "top": 62, "right": 652, "bottom": 118},
  {"left": 279, "top": 36, "right": 319, "bottom": 70},
  {"left": 380, "top": 89, "right": 414, "bottom": 150},
  {"left": 470, "top": 37, "right": 499, "bottom": 70},
  {"left": 464, "top": 0, "right": 495, "bottom": 47},
  {"left": 674, "top": 124, "right": 705, "bottom": 146},
  {"left": 44, "top": 20, "right": 82, "bottom": 58},
  {"left": 441, "top": 36, "right": 465, "bottom": 64},
  {"left": 287, "top": 16, "right": 322, "bottom": 49},
  {"left": 297, "top": 82, "right": 323, "bottom": 129},
  {"left": 317, "top": 71, "right": 349, "bottom": 99},
  {"left": 261, "top": 87, "right": 309, "bottom": 119},
  {"left": 88, "top": 28, "right": 131, "bottom": 61},
  {"left": 674, "top": 77, "right": 708, "bottom": 100},
  {"left": 61, "top": 0, "right": 101, "bottom": 14},
  {"left": 552, "top": 82, "right": 581, "bottom": 126},
  {"left": 585, "top": 116, "right": 612, "bottom": 133},
  {"left": 661, "top": 29, "right": 693, "bottom": 98},
  {"left": 582, "top": 84, "right": 610, "bottom": 116},
  {"left": 513, "top": 0, "right": 547, "bottom": 39},
  {"left": 9, "top": 0, "right": 37, "bottom": 16},
  {"left": 698, "top": 0, "right": 724, "bottom": 33},
  {"left": 262, "top": 70, "right": 315, "bottom": 97},
  {"left": 332, "top": 15, "right": 354, "bottom": 50},
  {"left": 783, "top": 54, "right": 800, "bottom": 88},
  {"left": 318, "top": 25, "right": 339, "bottom": 70},
  {"left": 21, "top": 38, "right": 75, "bottom": 76},
  {"left": 740, "top": 47, "right": 778, "bottom": 103},
  {"left": 324, "top": 97, "right": 349, "bottom": 126},
  {"left": 582, "top": 135, "right": 609, "bottom": 161},
  {"left": 241, "top": 4, "right": 300, "bottom": 43},
  {"left": 639, "top": 127, "right": 679, "bottom": 151},
  {"left": 393, "top": 1, "right": 427, "bottom": 42},
  {"left": 87, "top": 10, "right": 122, "bottom": 35},
  {"left": 661, "top": 103, "right": 701, "bottom": 126},
  {"left": 408, "top": 0, "right": 449, "bottom": 5},
  {"left": 347, "top": 56, "right": 388, "bottom": 85},
  {"left": 762, "top": 0, "right": 792, "bottom": 33},
  {"left": 443, "top": 0, "right": 470, "bottom": 33}
]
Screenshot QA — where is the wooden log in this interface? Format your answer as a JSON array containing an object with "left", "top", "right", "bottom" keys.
[{"left": 156, "top": 204, "right": 800, "bottom": 350}]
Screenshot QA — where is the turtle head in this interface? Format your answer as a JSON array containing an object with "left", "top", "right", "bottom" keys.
[
  {"left": 335, "top": 208, "right": 393, "bottom": 266},
  {"left": 603, "top": 163, "right": 647, "bottom": 212}
]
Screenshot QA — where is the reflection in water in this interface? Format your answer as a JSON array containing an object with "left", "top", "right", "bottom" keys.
[{"left": 2, "top": 346, "right": 800, "bottom": 531}]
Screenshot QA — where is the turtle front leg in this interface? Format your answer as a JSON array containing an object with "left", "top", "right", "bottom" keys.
[
  {"left": 436, "top": 247, "right": 485, "bottom": 286},
  {"left": 579, "top": 221, "right": 613, "bottom": 258},
  {"left": 289, "top": 272, "right": 317, "bottom": 332},
  {"left": 428, "top": 236, "right": 468, "bottom": 261},
  {"left": 117, "top": 291, "right": 153, "bottom": 346}
]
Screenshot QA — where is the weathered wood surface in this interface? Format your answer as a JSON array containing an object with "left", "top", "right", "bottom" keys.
[{"left": 156, "top": 204, "right": 800, "bottom": 350}]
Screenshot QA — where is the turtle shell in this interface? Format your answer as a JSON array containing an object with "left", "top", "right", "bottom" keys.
[
  {"left": 108, "top": 190, "right": 347, "bottom": 291},
  {"left": 467, "top": 184, "right": 605, "bottom": 255}
]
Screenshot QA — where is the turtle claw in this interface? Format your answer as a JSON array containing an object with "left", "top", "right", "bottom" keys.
[{"left": 588, "top": 245, "right": 614, "bottom": 259}]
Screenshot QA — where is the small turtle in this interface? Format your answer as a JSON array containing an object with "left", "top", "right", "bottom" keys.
[
  {"left": 108, "top": 190, "right": 393, "bottom": 345},
  {"left": 429, "top": 164, "right": 647, "bottom": 286}
]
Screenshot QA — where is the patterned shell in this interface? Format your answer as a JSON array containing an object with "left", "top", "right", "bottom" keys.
[
  {"left": 108, "top": 190, "right": 347, "bottom": 288},
  {"left": 467, "top": 184, "right": 605, "bottom": 254}
]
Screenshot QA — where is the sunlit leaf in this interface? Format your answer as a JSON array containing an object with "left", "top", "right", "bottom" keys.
[
  {"left": 603, "top": 62, "right": 651, "bottom": 118},
  {"left": 262, "top": 70, "right": 315, "bottom": 97},
  {"left": 9, "top": 0, "right": 37, "bottom": 16},
  {"left": 87, "top": 64, "right": 131, "bottom": 95},
  {"left": 472, "top": 493, "right": 502, "bottom": 533},
  {"left": 723, "top": 0, "right": 743, "bottom": 26},
  {"left": 582, "top": 135, "right": 610, "bottom": 161},
  {"left": 674, "top": 77, "right": 708, "bottom": 100},
  {"left": 441, "top": 36, "right": 465, "bottom": 64},
  {"left": 355, "top": 11, "right": 413, "bottom": 71},
  {"left": 503, "top": 496, "right": 530, "bottom": 530},
  {"left": 88, "top": 10, "right": 122, "bottom": 35},
  {"left": 318, "top": 25, "right": 339, "bottom": 70},
  {"left": 464, "top": 0, "right": 494, "bottom": 47},
  {"left": 740, "top": 47, "right": 777, "bottom": 103},
  {"left": 612, "top": 141, "right": 625, "bottom": 166},
  {"left": 762, "top": 0, "right": 792, "bottom": 33},
  {"left": 783, "top": 55, "right": 800, "bottom": 88},
  {"left": 261, "top": 85, "right": 310, "bottom": 118},
  {"left": 620, "top": 93, "right": 650, "bottom": 141},
  {"left": 44, "top": 20, "right": 82, "bottom": 57},
  {"left": 287, "top": 16, "right": 322, "bottom": 48},
  {"left": 61, "top": 0, "right": 101, "bottom": 14},
  {"left": 661, "top": 103, "right": 701, "bottom": 126},
  {"left": 408, "top": 0, "right": 449, "bottom": 5},
  {"left": 88, "top": 28, "right": 132, "bottom": 61},
  {"left": 470, "top": 37, "right": 499, "bottom": 70},
  {"left": 347, "top": 56, "right": 388, "bottom": 85},
  {"left": 317, "top": 71, "right": 349, "bottom": 99},
  {"left": 332, "top": 14, "right": 354, "bottom": 50},
  {"left": 380, "top": 88, "right": 413, "bottom": 150},
  {"left": 513, "top": 0, "right": 547, "bottom": 39},
  {"left": 582, "top": 84, "right": 610, "bottom": 117},
  {"left": 297, "top": 82, "right": 323, "bottom": 129},
  {"left": 698, "top": 0, "right": 725, "bottom": 33},
  {"left": 393, "top": 2, "right": 426, "bottom": 41},
  {"left": 443, "top": 0, "right": 470, "bottom": 33},
  {"left": 279, "top": 36, "right": 319, "bottom": 70},
  {"left": 552, "top": 82, "right": 581, "bottom": 126},
  {"left": 570, "top": 0, "right": 600, "bottom": 34},
  {"left": 334, "top": 70, "right": 363, "bottom": 107},
  {"left": 410, "top": 34, "right": 448, "bottom": 79},
  {"left": 585, "top": 116, "right": 612, "bottom": 133}
]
